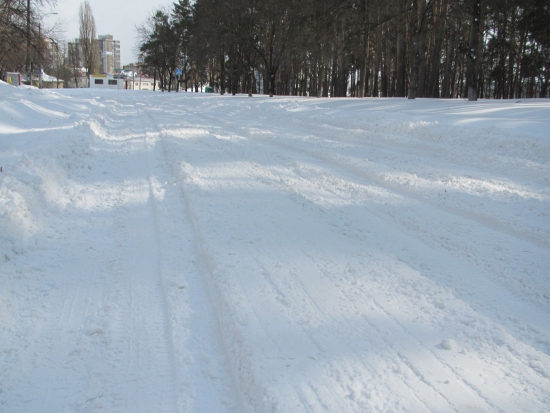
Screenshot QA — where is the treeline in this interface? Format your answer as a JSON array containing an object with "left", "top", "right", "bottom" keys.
[{"left": 138, "top": 0, "right": 549, "bottom": 99}]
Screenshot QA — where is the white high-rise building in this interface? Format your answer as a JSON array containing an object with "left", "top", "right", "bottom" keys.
[{"left": 98, "top": 35, "right": 120, "bottom": 74}]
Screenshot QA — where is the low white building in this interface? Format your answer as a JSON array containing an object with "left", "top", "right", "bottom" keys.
[
  {"left": 89, "top": 74, "right": 124, "bottom": 89},
  {"left": 89, "top": 74, "right": 159, "bottom": 90}
]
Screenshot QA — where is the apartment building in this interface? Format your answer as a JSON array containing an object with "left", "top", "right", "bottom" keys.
[{"left": 98, "top": 35, "right": 121, "bottom": 74}]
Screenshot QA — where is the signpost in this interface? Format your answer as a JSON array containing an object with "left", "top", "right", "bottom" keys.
[{"left": 175, "top": 68, "right": 183, "bottom": 92}]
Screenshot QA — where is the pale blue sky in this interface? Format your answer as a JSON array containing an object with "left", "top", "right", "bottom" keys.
[{"left": 44, "top": 0, "right": 175, "bottom": 65}]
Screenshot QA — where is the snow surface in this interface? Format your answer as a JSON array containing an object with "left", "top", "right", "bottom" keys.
[{"left": 1, "top": 81, "right": 549, "bottom": 413}]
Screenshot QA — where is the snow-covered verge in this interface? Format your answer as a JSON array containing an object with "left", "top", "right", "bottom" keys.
[{"left": 1, "top": 80, "right": 549, "bottom": 412}]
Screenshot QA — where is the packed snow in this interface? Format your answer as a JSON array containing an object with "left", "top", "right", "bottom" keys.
[{"left": 1, "top": 81, "right": 549, "bottom": 413}]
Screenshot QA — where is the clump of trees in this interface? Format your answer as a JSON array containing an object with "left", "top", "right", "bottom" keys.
[
  {"left": 0, "top": 0, "right": 73, "bottom": 84},
  {"left": 0, "top": 1, "right": 97, "bottom": 86},
  {"left": 138, "top": 0, "right": 550, "bottom": 99},
  {"left": 1, "top": 0, "right": 52, "bottom": 74}
]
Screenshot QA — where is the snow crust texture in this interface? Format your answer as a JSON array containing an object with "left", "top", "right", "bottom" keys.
[{"left": 1, "top": 81, "right": 549, "bottom": 413}]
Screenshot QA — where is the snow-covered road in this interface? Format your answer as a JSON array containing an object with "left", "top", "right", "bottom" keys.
[{"left": 1, "top": 83, "right": 549, "bottom": 412}]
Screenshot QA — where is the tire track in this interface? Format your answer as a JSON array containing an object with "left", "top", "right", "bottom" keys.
[
  {"left": 143, "top": 100, "right": 549, "bottom": 412},
  {"left": 104, "top": 108, "right": 179, "bottom": 413},
  {"left": 143, "top": 113, "right": 474, "bottom": 412},
  {"left": 173, "top": 106, "right": 550, "bottom": 320},
  {"left": 140, "top": 108, "right": 245, "bottom": 413}
]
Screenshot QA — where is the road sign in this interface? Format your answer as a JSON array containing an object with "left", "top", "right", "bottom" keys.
[{"left": 175, "top": 68, "right": 183, "bottom": 76}]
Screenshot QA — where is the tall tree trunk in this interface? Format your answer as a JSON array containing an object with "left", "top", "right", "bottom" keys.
[
  {"left": 442, "top": 14, "right": 455, "bottom": 98},
  {"left": 541, "top": 46, "right": 549, "bottom": 98},
  {"left": 408, "top": 0, "right": 422, "bottom": 99},
  {"left": 358, "top": 0, "right": 369, "bottom": 98},
  {"left": 380, "top": 23, "right": 388, "bottom": 97},
  {"left": 507, "top": 6, "right": 517, "bottom": 99},
  {"left": 514, "top": 28, "right": 527, "bottom": 99},
  {"left": 249, "top": 69, "right": 254, "bottom": 97},
  {"left": 220, "top": 54, "right": 225, "bottom": 95},
  {"left": 317, "top": 65, "right": 325, "bottom": 97},
  {"left": 381, "top": 61, "right": 388, "bottom": 97},
  {"left": 498, "top": 12, "right": 507, "bottom": 99},
  {"left": 373, "top": 38, "right": 380, "bottom": 97},
  {"left": 476, "top": 6, "right": 486, "bottom": 98},
  {"left": 466, "top": 0, "right": 481, "bottom": 101},
  {"left": 416, "top": 7, "right": 428, "bottom": 98},
  {"left": 458, "top": 52, "right": 465, "bottom": 97},
  {"left": 395, "top": 0, "right": 407, "bottom": 97},
  {"left": 358, "top": 40, "right": 368, "bottom": 97},
  {"left": 428, "top": 0, "right": 446, "bottom": 97},
  {"left": 330, "top": 63, "right": 336, "bottom": 97},
  {"left": 268, "top": 67, "right": 276, "bottom": 97}
]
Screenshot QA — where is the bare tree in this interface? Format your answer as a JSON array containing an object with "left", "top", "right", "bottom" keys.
[
  {"left": 1, "top": 0, "right": 58, "bottom": 74},
  {"left": 47, "top": 40, "right": 72, "bottom": 88},
  {"left": 79, "top": 0, "right": 98, "bottom": 80},
  {"left": 0, "top": 0, "right": 28, "bottom": 71}
]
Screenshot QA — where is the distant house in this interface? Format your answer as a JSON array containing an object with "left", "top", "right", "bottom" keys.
[
  {"left": 125, "top": 77, "right": 159, "bottom": 91},
  {"left": 39, "top": 69, "right": 64, "bottom": 88},
  {"left": 20, "top": 69, "right": 64, "bottom": 88}
]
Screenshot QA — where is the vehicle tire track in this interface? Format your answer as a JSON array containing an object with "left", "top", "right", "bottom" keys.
[
  {"left": 177, "top": 108, "right": 550, "bottom": 319},
  {"left": 103, "top": 109, "right": 179, "bottom": 413},
  {"left": 144, "top": 102, "right": 549, "bottom": 412},
  {"left": 143, "top": 113, "right": 479, "bottom": 412},
  {"left": 139, "top": 108, "right": 245, "bottom": 413}
]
